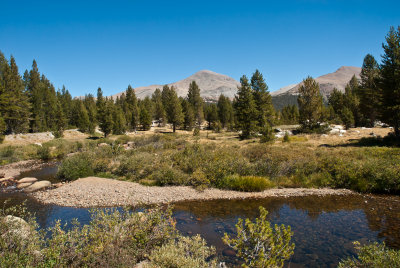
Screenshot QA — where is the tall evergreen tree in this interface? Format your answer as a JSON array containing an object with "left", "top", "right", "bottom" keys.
[
  {"left": 58, "top": 86, "right": 73, "bottom": 127},
  {"left": 152, "top": 88, "right": 166, "bottom": 126},
  {"left": 297, "top": 77, "right": 324, "bottom": 131},
  {"left": 125, "top": 85, "right": 139, "bottom": 131},
  {"left": 53, "top": 99, "right": 67, "bottom": 137},
  {"left": 164, "top": 86, "right": 183, "bottom": 132},
  {"left": 113, "top": 105, "right": 127, "bottom": 134},
  {"left": 234, "top": 75, "right": 257, "bottom": 139},
  {"left": 187, "top": 81, "right": 203, "bottom": 126},
  {"left": 27, "top": 60, "right": 44, "bottom": 132},
  {"left": 98, "top": 98, "right": 114, "bottom": 137},
  {"left": 343, "top": 75, "right": 361, "bottom": 127},
  {"left": 380, "top": 26, "right": 400, "bottom": 137},
  {"left": 359, "top": 54, "right": 381, "bottom": 127},
  {"left": 0, "top": 55, "right": 30, "bottom": 133},
  {"left": 205, "top": 103, "right": 219, "bottom": 130},
  {"left": 83, "top": 94, "right": 97, "bottom": 134},
  {"left": 280, "top": 105, "right": 299, "bottom": 125},
  {"left": 217, "top": 94, "right": 234, "bottom": 129},
  {"left": 181, "top": 98, "right": 195, "bottom": 130},
  {"left": 251, "top": 70, "right": 275, "bottom": 128},
  {"left": 139, "top": 104, "right": 152, "bottom": 131},
  {"left": 76, "top": 101, "right": 90, "bottom": 133}
]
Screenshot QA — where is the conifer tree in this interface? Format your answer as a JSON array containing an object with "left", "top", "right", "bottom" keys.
[
  {"left": 53, "top": 99, "right": 67, "bottom": 137},
  {"left": 83, "top": 94, "right": 97, "bottom": 134},
  {"left": 0, "top": 113, "right": 6, "bottom": 143},
  {"left": 0, "top": 55, "right": 30, "bottom": 133},
  {"left": 113, "top": 105, "right": 127, "bottom": 134},
  {"left": 359, "top": 54, "right": 381, "bottom": 127},
  {"left": 99, "top": 98, "right": 114, "bottom": 137},
  {"left": 152, "top": 88, "right": 166, "bottom": 126},
  {"left": 41, "top": 75, "right": 58, "bottom": 131},
  {"left": 297, "top": 77, "right": 324, "bottom": 132},
  {"left": 251, "top": 70, "right": 275, "bottom": 128},
  {"left": 164, "top": 86, "right": 183, "bottom": 132},
  {"left": 217, "top": 94, "right": 234, "bottom": 129},
  {"left": 181, "top": 98, "right": 195, "bottom": 130},
  {"left": 27, "top": 60, "right": 45, "bottom": 132},
  {"left": 125, "top": 85, "right": 139, "bottom": 131},
  {"left": 380, "top": 26, "right": 400, "bottom": 137},
  {"left": 58, "top": 86, "right": 73, "bottom": 127},
  {"left": 280, "top": 105, "right": 299, "bottom": 125},
  {"left": 234, "top": 75, "right": 257, "bottom": 139},
  {"left": 344, "top": 76, "right": 361, "bottom": 127},
  {"left": 187, "top": 81, "right": 203, "bottom": 126},
  {"left": 205, "top": 103, "right": 219, "bottom": 130},
  {"left": 139, "top": 104, "right": 152, "bottom": 131},
  {"left": 76, "top": 101, "right": 90, "bottom": 133}
]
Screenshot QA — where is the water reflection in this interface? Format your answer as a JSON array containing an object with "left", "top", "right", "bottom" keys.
[{"left": 0, "top": 194, "right": 399, "bottom": 267}]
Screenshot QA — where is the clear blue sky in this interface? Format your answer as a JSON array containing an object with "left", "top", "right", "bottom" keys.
[{"left": 1, "top": 0, "right": 399, "bottom": 97}]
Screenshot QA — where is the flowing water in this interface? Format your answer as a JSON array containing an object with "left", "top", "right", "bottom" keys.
[{"left": 1, "top": 164, "right": 400, "bottom": 267}]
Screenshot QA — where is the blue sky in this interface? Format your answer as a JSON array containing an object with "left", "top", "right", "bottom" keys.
[{"left": 1, "top": 0, "right": 399, "bottom": 97}]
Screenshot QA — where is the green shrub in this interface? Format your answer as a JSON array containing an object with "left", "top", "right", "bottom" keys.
[
  {"left": 260, "top": 125, "right": 275, "bottom": 143},
  {"left": 283, "top": 132, "right": 290, "bottom": 142},
  {"left": 149, "top": 165, "right": 189, "bottom": 186},
  {"left": 223, "top": 206, "right": 295, "bottom": 268},
  {"left": 37, "top": 145, "right": 51, "bottom": 160},
  {"left": 147, "top": 235, "right": 217, "bottom": 268},
  {"left": 1, "top": 204, "right": 178, "bottom": 268},
  {"left": 338, "top": 242, "right": 400, "bottom": 268},
  {"left": 218, "top": 175, "right": 274, "bottom": 192},
  {"left": 193, "top": 127, "right": 200, "bottom": 136},
  {"left": 57, "top": 153, "right": 94, "bottom": 181}
]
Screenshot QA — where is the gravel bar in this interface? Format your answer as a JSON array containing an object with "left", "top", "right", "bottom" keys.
[{"left": 31, "top": 177, "right": 355, "bottom": 208}]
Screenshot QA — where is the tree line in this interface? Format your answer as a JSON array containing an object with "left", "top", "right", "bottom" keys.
[{"left": 0, "top": 26, "right": 398, "bottom": 140}]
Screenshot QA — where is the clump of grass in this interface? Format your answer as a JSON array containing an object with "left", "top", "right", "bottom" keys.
[{"left": 218, "top": 175, "right": 274, "bottom": 192}]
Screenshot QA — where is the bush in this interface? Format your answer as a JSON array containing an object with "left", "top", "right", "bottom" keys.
[
  {"left": 147, "top": 235, "right": 217, "bottom": 268},
  {"left": 338, "top": 242, "right": 400, "bottom": 268},
  {"left": 218, "top": 175, "right": 274, "bottom": 192},
  {"left": 1, "top": 204, "right": 178, "bottom": 268},
  {"left": 149, "top": 165, "right": 189, "bottom": 186},
  {"left": 260, "top": 125, "right": 275, "bottom": 143},
  {"left": 57, "top": 153, "right": 94, "bottom": 181},
  {"left": 223, "top": 206, "right": 295, "bottom": 268},
  {"left": 283, "top": 132, "right": 290, "bottom": 142},
  {"left": 193, "top": 127, "right": 200, "bottom": 137}
]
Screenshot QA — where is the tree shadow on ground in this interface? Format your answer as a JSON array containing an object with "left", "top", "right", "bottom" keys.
[{"left": 319, "top": 135, "right": 400, "bottom": 148}]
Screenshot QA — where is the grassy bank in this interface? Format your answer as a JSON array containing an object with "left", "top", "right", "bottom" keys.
[{"left": 49, "top": 129, "right": 400, "bottom": 194}]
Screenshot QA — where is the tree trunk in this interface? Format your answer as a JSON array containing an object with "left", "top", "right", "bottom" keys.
[{"left": 173, "top": 124, "right": 176, "bottom": 133}]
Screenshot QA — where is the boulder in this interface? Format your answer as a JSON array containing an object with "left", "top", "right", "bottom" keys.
[
  {"left": 17, "top": 182, "right": 33, "bottom": 189},
  {"left": 0, "top": 172, "right": 5, "bottom": 178},
  {"left": 17, "top": 177, "right": 38, "bottom": 184},
  {"left": 1, "top": 215, "right": 31, "bottom": 240},
  {"left": 98, "top": 143, "right": 109, "bottom": 147},
  {"left": 23, "top": 180, "right": 52, "bottom": 193}
]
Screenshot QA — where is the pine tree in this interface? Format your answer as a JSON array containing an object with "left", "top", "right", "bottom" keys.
[
  {"left": 280, "top": 105, "right": 299, "bottom": 125},
  {"left": 251, "top": 70, "right": 275, "bottom": 129},
  {"left": 234, "top": 75, "right": 257, "bottom": 139},
  {"left": 76, "top": 101, "right": 90, "bottom": 133},
  {"left": 99, "top": 98, "right": 114, "bottom": 137},
  {"left": 83, "top": 94, "right": 97, "bottom": 134},
  {"left": 0, "top": 55, "right": 31, "bottom": 133},
  {"left": 187, "top": 81, "right": 203, "bottom": 126},
  {"left": 359, "top": 54, "right": 381, "bottom": 127},
  {"left": 27, "top": 60, "right": 45, "bottom": 132},
  {"left": 139, "top": 104, "right": 152, "bottom": 131},
  {"left": 380, "top": 26, "right": 400, "bottom": 137},
  {"left": 205, "top": 103, "right": 219, "bottom": 130},
  {"left": 344, "top": 75, "right": 361, "bottom": 127},
  {"left": 113, "top": 106, "right": 127, "bottom": 134},
  {"left": 41, "top": 75, "right": 58, "bottom": 131},
  {"left": 0, "top": 113, "right": 6, "bottom": 143},
  {"left": 152, "top": 88, "right": 166, "bottom": 126},
  {"left": 164, "top": 86, "right": 183, "bottom": 132},
  {"left": 53, "top": 99, "right": 67, "bottom": 137},
  {"left": 125, "top": 85, "right": 139, "bottom": 131},
  {"left": 297, "top": 76, "right": 324, "bottom": 132},
  {"left": 181, "top": 98, "right": 195, "bottom": 130},
  {"left": 58, "top": 86, "right": 73, "bottom": 127},
  {"left": 217, "top": 94, "right": 234, "bottom": 129}
]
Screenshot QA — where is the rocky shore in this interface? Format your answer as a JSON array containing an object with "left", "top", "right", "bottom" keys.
[{"left": 31, "top": 177, "right": 354, "bottom": 208}]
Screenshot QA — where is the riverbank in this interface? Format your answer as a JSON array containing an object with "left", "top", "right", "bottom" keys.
[
  {"left": 31, "top": 176, "right": 354, "bottom": 207},
  {"left": 0, "top": 160, "right": 48, "bottom": 178}
]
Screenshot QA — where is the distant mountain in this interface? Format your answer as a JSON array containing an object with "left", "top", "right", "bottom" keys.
[
  {"left": 113, "top": 70, "right": 240, "bottom": 102},
  {"left": 271, "top": 66, "right": 361, "bottom": 110}
]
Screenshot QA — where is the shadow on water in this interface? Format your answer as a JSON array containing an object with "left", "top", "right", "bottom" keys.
[{"left": 1, "top": 190, "right": 400, "bottom": 267}]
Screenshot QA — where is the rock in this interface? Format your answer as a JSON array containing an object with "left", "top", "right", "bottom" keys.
[
  {"left": 98, "top": 143, "right": 109, "bottom": 147},
  {"left": 17, "top": 182, "right": 33, "bottom": 189},
  {"left": 329, "top": 128, "right": 340, "bottom": 134},
  {"left": 24, "top": 180, "right": 52, "bottom": 193},
  {"left": 1, "top": 215, "right": 31, "bottom": 240},
  {"left": 339, "top": 129, "right": 346, "bottom": 134},
  {"left": 34, "top": 142, "right": 42, "bottom": 147},
  {"left": 17, "top": 177, "right": 38, "bottom": 184},
  {"left": 0, "top": 172, "right": 5, "bottom": 178},
  {"left": 222, "top": 248, "right": 236, "bottom": 257}
]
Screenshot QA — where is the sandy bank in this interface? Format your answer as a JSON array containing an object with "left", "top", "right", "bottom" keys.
[
  {"left": 0, "top": 160, "right": 46, "bottom": 178},
  {"left": 31, "top": 177, "right": 354, "bottom": 208}
]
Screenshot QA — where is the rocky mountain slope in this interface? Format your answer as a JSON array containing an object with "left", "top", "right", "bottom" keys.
[{"left": 113, "top": 70, "right": 240, "bottom": 101}]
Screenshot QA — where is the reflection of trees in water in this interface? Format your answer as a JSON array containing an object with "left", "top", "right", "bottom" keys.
[{"left": 173, "top": 194, "right": 400, "bottom": 249}]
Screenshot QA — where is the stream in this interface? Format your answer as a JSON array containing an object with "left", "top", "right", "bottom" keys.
[{"left": 1, "top": 164, "right": 400, "bottom": 267}]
